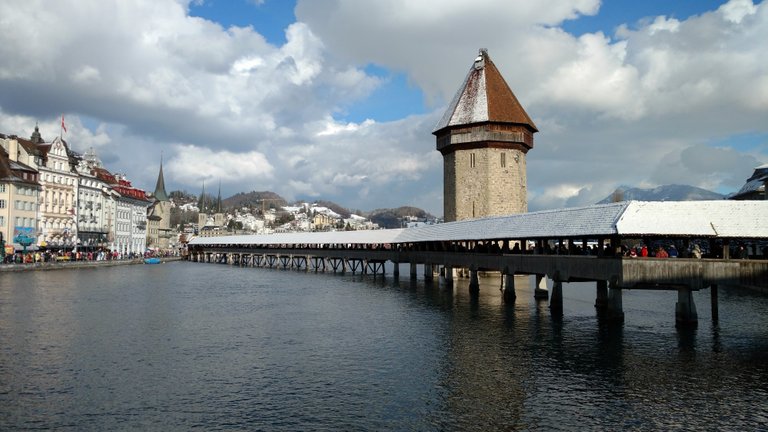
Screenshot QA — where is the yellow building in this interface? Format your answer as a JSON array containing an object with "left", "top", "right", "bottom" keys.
[{"left": 311, "top": 212, "right": 334, "bottom": 231}]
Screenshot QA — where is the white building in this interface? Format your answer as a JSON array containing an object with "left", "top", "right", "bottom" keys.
[
  {"left": 75, "top": 149, "right": 118, "bottom": 251},
  {"left": 112, "top": 173, "right": 151, "bottom": 256},
  {"left": 38, "top": 136, "right": 79, "bottom": 249}
]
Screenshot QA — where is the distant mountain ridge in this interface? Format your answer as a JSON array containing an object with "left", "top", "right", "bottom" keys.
[{"left": 598, "top": 184, "right": 724, "bottom": 204}]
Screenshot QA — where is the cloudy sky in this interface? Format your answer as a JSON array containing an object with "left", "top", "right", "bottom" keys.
[{"left": 1, "top": 0, "right": 766, "bottom": 215}]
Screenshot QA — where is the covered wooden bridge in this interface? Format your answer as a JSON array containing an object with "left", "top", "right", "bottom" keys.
[{"left": 188, "top": 200, "right": 768, "bottom": 326}]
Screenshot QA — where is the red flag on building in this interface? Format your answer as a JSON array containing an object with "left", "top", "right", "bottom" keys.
[{"left": 61, "top": 114, "right": 67, "bottom": 133}]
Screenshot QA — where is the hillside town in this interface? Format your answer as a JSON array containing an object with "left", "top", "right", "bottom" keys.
[{"left": 1, "top": 126, "right": 436, "bottom": 263}]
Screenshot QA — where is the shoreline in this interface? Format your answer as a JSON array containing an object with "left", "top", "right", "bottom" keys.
[{"left": 0, "top": 256, "right": 184, "bottom": 272}]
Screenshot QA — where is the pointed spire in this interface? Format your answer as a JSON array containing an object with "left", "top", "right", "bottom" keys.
[
  {"left": 216, "top": 180, "right": 222, "bottom": 213},
  {"left": 198, "top": 180, "right": 206, "bottom": 212},
  {"left": 153, "top": 154, "right": 169, "bottom": 202},
  {"left": 433, "top": 48, "right": 537, "bottom": 134}
]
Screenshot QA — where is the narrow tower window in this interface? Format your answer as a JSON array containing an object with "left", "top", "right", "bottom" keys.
[
  {"left": 501, "top": 153, "right": 506, "bottom": 168},
  {"left": 470, "top": 153, "right": 476, "bottom": 168}
]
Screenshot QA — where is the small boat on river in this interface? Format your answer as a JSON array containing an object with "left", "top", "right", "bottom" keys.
[{"left": 144, "top": 257, "right": 161, "bottom": 264}]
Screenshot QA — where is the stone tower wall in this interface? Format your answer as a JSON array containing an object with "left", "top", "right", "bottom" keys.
[{"left": 445, "top": 146, "right": 527, "bottom": 221}]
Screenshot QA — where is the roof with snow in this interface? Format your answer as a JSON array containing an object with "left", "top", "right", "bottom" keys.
[
  {"left": 732, "top": 164, "right": 768, "bottom": 199},
  {"left": 433, "top": 49, "right": 537, "bottom": 134},
  {"left": 189, "top": 200, "right": 768, "bottom": 246}
]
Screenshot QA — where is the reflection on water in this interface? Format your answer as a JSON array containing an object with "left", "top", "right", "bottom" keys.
[{"left": 1, "top": 263, "right": 768, "bottom": 430}]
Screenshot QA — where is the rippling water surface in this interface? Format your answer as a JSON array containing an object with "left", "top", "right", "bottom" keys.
[{"left": 1, "top": 262, "right": 767, "bottom": 430}]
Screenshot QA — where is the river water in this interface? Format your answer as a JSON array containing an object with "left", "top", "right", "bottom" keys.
[{"left": 1, "top": 262, "right": 767, "bottom": 430}]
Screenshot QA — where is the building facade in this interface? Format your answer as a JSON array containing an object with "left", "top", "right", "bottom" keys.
[
  {"left": 0, "top": 136, "right": 42, "bottom": 254},
  {"left": 434, "top": 49, "right": 538, "bottom": 222},
  {"left": 38, "top": 136, "right": 79, "bottom": 249},
  {"left": 113, "top": 174, "right": 151, "bottom": 255},
  {"left": 2, "top": 126, "right": 153, "bottom": 256},
  {"left": 75, "top": 149, "right": 118, "bottom": 251}
]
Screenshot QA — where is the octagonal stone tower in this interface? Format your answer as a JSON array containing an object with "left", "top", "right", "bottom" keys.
[{"left": 434, "top": 49, "right": 538, "bottom": 222}]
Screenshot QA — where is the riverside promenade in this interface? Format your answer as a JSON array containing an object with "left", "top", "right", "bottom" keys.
[{"left": 0, "top": 256, "right": 183, "bottom": 272}]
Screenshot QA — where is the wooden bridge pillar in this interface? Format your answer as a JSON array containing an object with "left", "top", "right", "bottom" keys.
[
  {"left": 503, "top": 271, "right": 516, "bottom": 303},
  {"left": 468, "top": 269, "right": 480, "bottom": 294},
  {"left": 311, "top": 256, "right": 325, "bottom": 272},
  {"left": 605, "top": 279, "right": 624, "bottom": 323},
  {"left": 365, "top": 260, "right": 385, "bottom": 277},
  {"left": 392, "top": 261, "right": 399, "bottom": 279},
  {"left": 443, "top": 265, "right": 454, "bottom": 286},
  {"left": 424, "top": 263, "right": 433, "bottom": 282},
  {"left": 347, "top": 259, "right": 363, "bottom": 274},
  {"left": 328, "top": 257, "right": 344, "bottom": 273},
  {"left": 595, "top": 280, "right": 608, "bottom": 311},
  {"left": 676, "top": 286, "right": 698, "bottom": 327},
  {"left": 710, "top": 284, "right": 719, "bottom": 322},
  {"left": 534, "top": 274, "right": 548, "bottom": 300},
  {"left": 410, "top": 262, "right": 417, "bottom": 280},
  {"left": 550, "top": 274, "right": 563, "bottom": 316}
]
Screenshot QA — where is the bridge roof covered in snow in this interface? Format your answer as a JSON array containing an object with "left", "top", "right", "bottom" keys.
[{"left": 188, "top": 200, "right": 768, "bottom": 246}]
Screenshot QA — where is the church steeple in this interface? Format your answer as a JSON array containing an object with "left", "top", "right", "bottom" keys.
[
  {"left": 198, "top": 180, "right": 206, "bottom": 212},
  {"left": 153, "top": 155, "right": 169, "bottom": 202},
  {"left": 30, "top": 122, "right": 44, "bottom": 144},
  {"left": 216, "top": 180, "right": 222, "bottom": 213}
]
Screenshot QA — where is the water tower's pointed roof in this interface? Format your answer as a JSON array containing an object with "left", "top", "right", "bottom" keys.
[{"left": 433, "top": 49, "right": 537, "bottom": 134}]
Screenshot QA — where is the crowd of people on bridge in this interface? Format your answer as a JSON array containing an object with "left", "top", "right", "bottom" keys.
[{"left": 193, "top": 238, "right": 768, "bottom": 261}]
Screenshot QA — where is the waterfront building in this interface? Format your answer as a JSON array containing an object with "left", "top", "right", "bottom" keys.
[
  {"left": 0, "top": 135, "right": 42, "bottom": 254},
  {"left": 112, "top": 173, "right": 151, "bottom": 255},
  {"left": 434, "top": 49, "right": 538, "bottom": 222},
  {"left": 37, "top": 136, "right": 80, "bottom": 249},
  {"left": 75, "top": 148, "right": 119, "bottom": 251},
  {"left": 146, "top": 159, "right": 173, "bottom": 251}
]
